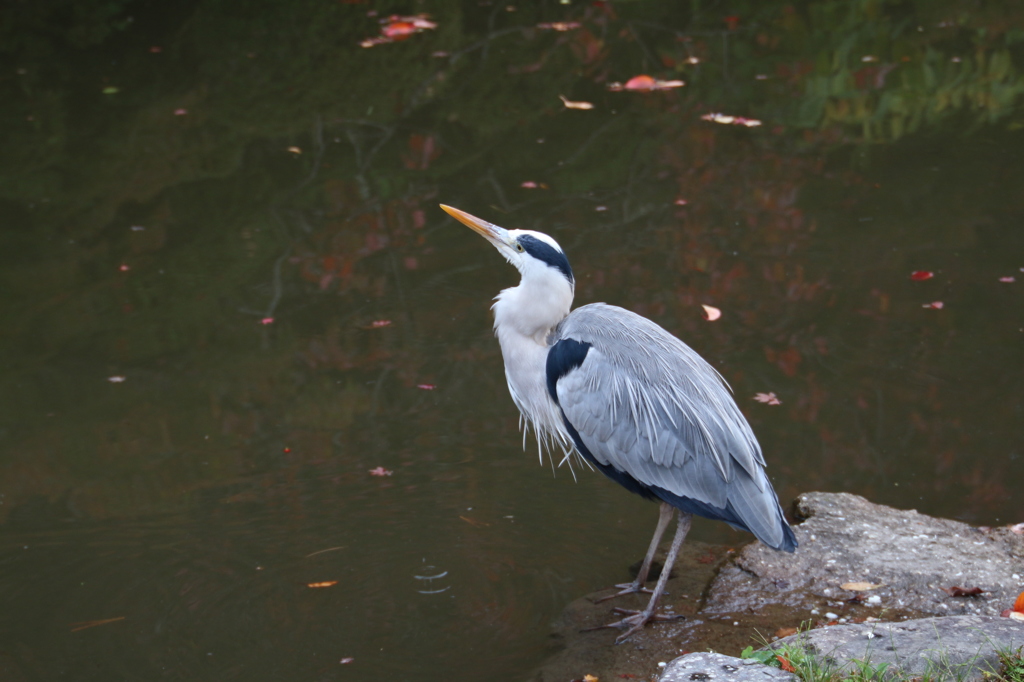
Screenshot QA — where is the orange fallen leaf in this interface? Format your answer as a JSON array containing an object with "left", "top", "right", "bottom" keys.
[
  {"left": 701, "top": 304, "right": 721, "bottom": 321},
  {"left": 777, "top": 656, "right": 795, "bottom": 673},
  {"left": 307, "top": 581, "right": 338, "bottom": 588},
  {"left": 559, "top": 95, "right": 594, "bottom": 110},
  {"left": 1014, "top": 590, "right": 1024, "bottom": 613},
  {"left": 775, "top": 626, "right": 798, "bottom": 639}
]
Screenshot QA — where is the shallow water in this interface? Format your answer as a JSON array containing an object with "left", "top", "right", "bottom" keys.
[{"left": 1, "top": 1, "right": 1022, "bottom": 679}]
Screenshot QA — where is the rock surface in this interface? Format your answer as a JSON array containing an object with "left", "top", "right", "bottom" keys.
[
  {"left": 769, "top": 615, "right": 1024, "bottom": 681},
  {"left": 660, "top": 652, "right": 797, "bottom": 682},
  {"left": 705, "top": 492, "right": 1024, "bottom": 618},
  {"left": 529, "top": 492, "right": 1024, "bottom": 682}
]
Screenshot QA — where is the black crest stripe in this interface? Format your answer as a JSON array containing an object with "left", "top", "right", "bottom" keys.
[{"left": 517, "top": 235, "right": 574, "bottom": 284}]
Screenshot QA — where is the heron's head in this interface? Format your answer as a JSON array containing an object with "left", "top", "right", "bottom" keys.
[{"left": 440, "top": 205, "right": 574, "bottom": 289}]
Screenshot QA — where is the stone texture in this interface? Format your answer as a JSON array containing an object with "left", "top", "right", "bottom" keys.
[
  {"left": 705, "top": 492, "right": 1024, "bottom": 617},
  {"left": 769, "top": 615, "right": 1024, "bottom": 681},
  {"left": 659, "top": 652, "right": 797, "bottom": 682}
]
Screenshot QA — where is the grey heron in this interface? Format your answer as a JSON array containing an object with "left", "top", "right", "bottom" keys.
[{"left": 441, "top": 204, "right": 797, "bottom": 643}]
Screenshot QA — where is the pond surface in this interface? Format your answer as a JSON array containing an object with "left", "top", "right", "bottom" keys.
[{"left": 1, "top": 1, "right": 1023, "bottom": 680}]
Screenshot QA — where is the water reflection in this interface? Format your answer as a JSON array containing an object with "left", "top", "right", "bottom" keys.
[{"left": 1, "top": 0, "right": 1023, "bottom": 679}]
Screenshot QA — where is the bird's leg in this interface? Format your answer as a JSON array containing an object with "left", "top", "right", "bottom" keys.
[
  {"left": 593, "top": 501, "right": 674, "bottom": 603},
  {"left": 596, "top": 511, "right": 692, "bottom": 644}
]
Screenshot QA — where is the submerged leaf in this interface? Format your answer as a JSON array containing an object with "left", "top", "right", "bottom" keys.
[
  {"left": 701, "top": 112, "right": 762, "bottom": 127},
  {"left": 942, "top": 585, "right": 985, "bottom": 597},
  {"left": 537, "top": 21, "right": 580, "bottom": 31}
]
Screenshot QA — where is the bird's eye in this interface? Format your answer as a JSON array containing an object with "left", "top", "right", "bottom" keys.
[{"left": 515, "top": 243, "right": 524, "bottom": 252}]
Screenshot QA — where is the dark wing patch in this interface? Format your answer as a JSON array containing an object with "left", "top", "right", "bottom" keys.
[{"left": 545, "top": 338, "right": 591, "bottom": 403}]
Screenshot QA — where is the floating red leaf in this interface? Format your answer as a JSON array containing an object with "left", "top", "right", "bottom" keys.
[
  {"left": 416, "top": 384, "right": 436, "bottom": 390},
  {"left": 360, "top": 14, "right": 437, "bottom": 47},
  {"left": 383, "top": 21, "right": 418, "bottom": 38},
  {"left": 999, "top": 276, "right": 1016, "bottom": 283},
  {"left": 910, "top": 270, "right": 934, "bottom": 281},
  {"left": 261, "top": 317, "right": 274, "bottom": 325},
  {"left": 368, "top": 467, "right": 393, "bottom": 476},
  {"left": 922, "top": 301, "right": 944, "bottom": 309},
  {"left": 607, "top": 75, "right": 685, "bottom": 91},
  {"left": 753, "top": 392, "right": 782, "bottom": 405},
  {"left": 369, "top": 319, "right": 392, "bottom": 328}
]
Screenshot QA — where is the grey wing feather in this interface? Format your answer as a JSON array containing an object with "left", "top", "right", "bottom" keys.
[{"left": 552, "top": 303, "right": 791, "bottom": 549}]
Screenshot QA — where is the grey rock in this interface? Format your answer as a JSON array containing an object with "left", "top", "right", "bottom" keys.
[
  {"left": 659, "top": 652, "right": 796, "bottom": 682},
  {"left": 769, "top": 615, "right": 1024, "bottom": 681},
  {"left": 705, "top": 492, "right": 1024, "bottom": 617}
]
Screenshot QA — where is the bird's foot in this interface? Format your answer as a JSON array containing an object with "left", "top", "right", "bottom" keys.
[
  {"left": 591, "top": 582, "right": 655, "bottom": 604},
  {"left": 582, "top": 606, "right": 684, "bottom": 644}
]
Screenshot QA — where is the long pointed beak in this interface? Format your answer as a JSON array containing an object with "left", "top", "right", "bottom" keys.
[{"left": 440, "top": 205, "right": 510, "bottom": 246}]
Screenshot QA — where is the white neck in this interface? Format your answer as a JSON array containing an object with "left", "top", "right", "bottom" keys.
[
  {"left": 489, "top": 268, "right": 575, "bottom": 459},
  {"left": 491, "top": 268, "right": 573, "bottom": 345}
]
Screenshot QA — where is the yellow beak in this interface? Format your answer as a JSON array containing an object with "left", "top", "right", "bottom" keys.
[{"left": 439, "top": 205, "right": 510, "bottom": 245}]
